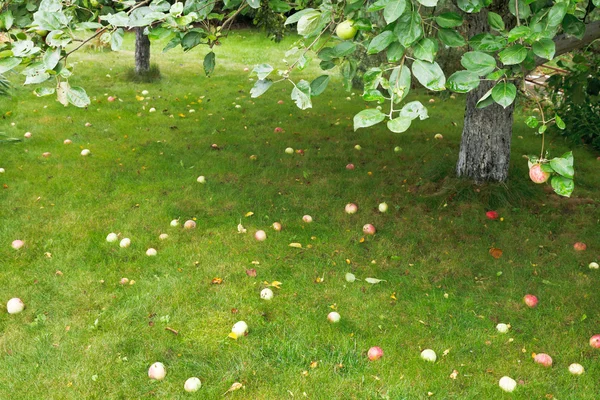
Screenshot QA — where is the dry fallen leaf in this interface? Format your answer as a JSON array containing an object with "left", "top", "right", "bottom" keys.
[
  {"left": 223, "top": 382, "right": 243, "bottom": 395},
  {"left": 211, "top": 277, "right": 223, "bottom": 284},
  {"left": 489, "top": 247, "right": 503, "bottom": 259},
  {"left": 365, "top": 278, "right": 386, "bottom": 284},
  {"left": 228, "top": 332, "right": 238, "bottom": 340},
  {"left": 309, "top": 361, "right": 318, "bottom": 369},
  {"left": 237, "top": 223, "right": 246, "bottom": 233},
  {"left": 450, "top": 370, "right": 458, "bottom": 380},
  {"left": 289, "top": 243, "right": 302, "bottom": 248}
]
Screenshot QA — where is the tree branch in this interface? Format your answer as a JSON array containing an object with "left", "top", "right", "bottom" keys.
[{"left": 535, "top": 20, "right": 600, "bottom": 67}]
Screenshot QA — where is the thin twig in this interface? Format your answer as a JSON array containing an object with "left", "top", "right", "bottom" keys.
[{"left": 288, "top": 21, "right": 334, "bottom": 72}]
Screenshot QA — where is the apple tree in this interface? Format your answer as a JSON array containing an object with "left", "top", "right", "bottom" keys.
[{"left": 1, "top": 0, "right": 599, "bottom": 197}]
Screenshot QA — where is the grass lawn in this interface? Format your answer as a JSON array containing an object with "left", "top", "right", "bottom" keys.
[{"left": 1, "top": 30, "right": 599, "bottom": 399}]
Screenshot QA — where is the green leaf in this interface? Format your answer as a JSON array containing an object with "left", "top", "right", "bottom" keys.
[
  {"left": 486, "top": 69, "right": 507, "bottom": 80},
  {"left": 508, "top": 0, "right": 530, "bottom": 20},
  {"left": 284, "top": 8, "right": 316, "bottom": 25},
  {"left": 363, "top": 68, "right": 383, "bottom": 90},
  {"left": 296, "top": 10, "right": 321, "bottom": 36},
  {"left": 416, "top": 0, "right": 438, "bottom": 6},
  {"left": 499, "top": 44, "right": 527, "bottom": 65},
  {"left": 457, "top": 0, "right": 483, "bottom": 13},
  {"left": 66, "top": 86, "right": 90, "bottom": 108},
  {"left": 476, "top": 88, "right": 494, "bottom": 109},
  {"left": 310, "top": 75, "right": 330, "bottom": 96},
  {"left": 555, "top": 114, "right": 565, "bottom": 130},
  {"left": 562, "top": 14, "right": 585, "bottom": 40},
  {"left": 532, "top": 39, "right": 555, "bottom": 60},
  {"left": 550, "top": 155, "right": 574, "bottom": 179},
  {"left": 383, "top": 0, "right": 406, "bottom": 24},
  {"left": 352, "top": 18, "right": 372, "bottom": 31},
  {"left": 250, "top": 79, "right": 273, "bottom": 98},
  {"left": 387, "top": 116, "right": 412, "bottom": 133},
  {"left": 394, "top": 11, "right": 423, "bottom": 47},
  {"left": 33, "top": 87, "right": 55, "bottom": 97},
  {"left": 538, "top": 124, "right": 547, "bottom": 134},
  {"left": 368, "top": 31, "right": 395, "bottom": 55},
  {"left": 354, "top": 109, "right": 386, "bottom": 131},
  {"left": 547, "top": 2, "right": 568, "bottom": 27},
  {"left": 437, "top": 28, "right": 466, "bottom": 47},
  {"left": 340, "top": 60, "right": 357, "bottom": 91},
  {"left": 446, "top": 70, "right": 480, "bottom": 93},
  {"left": 291, "top": 79, "right": 312, "bottom": 109},
  {"left": 551, "top": 175, "right": 574, "bottom": 197},
  {"left": 331, "top": 42, "right": 356, "bottom": 58},
  {"left": 434, "top": 12, "right": 463, "bottom": 28},
  {"left": 252, "top": 64, "right": 273, "bottom": 80},
  {"left": 507, "top": 26, "right": 531, "bottom": 43},
  {"left": 412, "top": 60, "right": 446, "bottom": 91},
  {"left": 469, "top": 33, "right": 506, "bottom": 51},
  {"left": 487, "top": 12, "right": 504, "bottom": 31},
  {"left": 110, "top": 28, "right": 124, "bottom": 51},
  {"left": 400, "top": 101, "right": 428, "bottom": 120},
  {"left": 203, "top": 51, "right": 215, "bottom": 76},
  {"left": 0, "top": 57, "right": 22, "bottom": 74},
  {"left": 413, "top": 38, "right": 438, "bottom": 62},
  {"left": 491, "top": 82, "right": 517, "bottom": 109},
  {"left": 367, "top": 0, "right": 392, "bottom": 12},
  {"left": 246, "top": 0, "right": 260, "bottom": 9},
  {"left": 43, "top": 48, "right": 61, "bottom": 71},
  {"left": 461, "top": 51, "right": 496, "bottom": 76},
  {"left": 525, "top": 116, "right": 539, "bottom": 128},
  {"left": 386, "top": 42, "right": 405, "bottom": 62},
  {"left": 363, "top": 89, "right": 386, "bottom": 103},
  {"left": 389, "top": 65, "right": 411, "bottom": 101}
]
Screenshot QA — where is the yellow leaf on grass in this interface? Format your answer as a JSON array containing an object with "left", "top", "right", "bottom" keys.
[
  {"left": 271, "top": 281, "right": 282, "bottom": 289},
  {"left": 228, "top": 332, "right": 238, "bottom": 340},
  {"left": 310, "top": 361, "right": 318, "bottom": 368},
  {"left": 245, "top": 211, "right": 254, "bottom": 217},
  {"left": 289, "top": 243, "right": 302, "bottom": 248},
  {"left": 223, "top": 382, "right": 243, "bottom": 395}
]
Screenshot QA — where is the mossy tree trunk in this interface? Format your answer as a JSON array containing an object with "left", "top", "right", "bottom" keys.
[{"left": 135, "top": 27, "right": 150, "bottom": 76}]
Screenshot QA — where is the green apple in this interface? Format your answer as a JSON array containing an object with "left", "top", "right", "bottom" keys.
[{"left": 335, "top": 20, "right": 357, "bottom": 40}]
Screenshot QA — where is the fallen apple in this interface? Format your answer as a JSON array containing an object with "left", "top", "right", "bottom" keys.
[
  {"left": 197, "top": 176, "right": 206, "bottom": 184},
  {"left": 146, "top": 248, "right": 157, "bottom": 256},
  {"left": 170, "top": 219, "right": 179, "bottom": 227},
  {"left": 24, "top": 132, "right": 32, "bottom": 138},
  {"left": 346, "top": 163, "right": 355, "bottom": 170},
  {"left": 367, "top": 346, "right": 383, "bottom": 361},
  {"left": 106, "top": 233, "right": 118, "bottom": 243},
  {"left": 335, "top": 20, "right": 357, "bottom": 40},
  {"left": 254, "top": 230, "right": 267, "bottom": 241},
  {"left": 0, "top": 168, "right": 4, "bottom": 173},
  {"left": 184, "top": 377, "right": 202, "bottom": 392},
  {"left": 533, "top": 353, "right": 552, "bottom": 367},
  {"left": 148, "top": 362, "right": 166, "bottom": 380},
  {"left": 420, "top": 349, "right": 437, "bottom": 363},
  {"left": 107, "top": 96, "right": 116, "bottom": 102},
  {"left": 274, "top": 127, "right": 283, "bottom": 133},
  {"left": 11, "top": 240, "right": 24, "bottom": 250},
  {"left": 590, "top": 334, "right": 600, "bottom": 348},
  {"left": 260, "top": 288, "right": 274, "bottom": 300},
  {"left": 378, "top": 202, "right": 388, "bottom": 213},
  {"left": 345, "top": 203, "right": 358, "bottom": 214},
  {"left": 394, "top": 146, "right": 402, "bottom": 153},
  {"left": 7, "top": 298, "right": 25, "bottom": 314},
  {"left": 498, "top": 376, "right": 517, "bottom": 393},
  {"left": 529, "top": 164, "right": 550, "bottom": 184},
  {"left": 272, "top": 222, "right": 282, "bottom": 231},
  {"left": 573, "top": 242, "right": 586, "bottom": 251},
  {"left": 363, "top": 224, "right": 376, "bottom": 235},
  {"left": 285, "top": 147, "right": 294, "bottom": 154},
  {"left": 434, "top": 134, "right": 443, "bottom": 140},
  {"left": 42, "top": 152, "right": 51, "bottom": 158},
  {"left": 354, "top": 144, "right": 362, "bottom": 150},
  {"left": 141, "top": 90, "right": 149, "bottom": 95},
  {"left": 277, "top": 100, "right": 284, "bottom": 104},
  {"left": 568, "top": 363, "right": 585, "bottom": 375},
  {"left": 496, "top": 323, "right": 509, "bottom": 333},
  {"left": 486, "top": 211, "right": 499, "bottom": 220},
  {"left": 149, "top": 108, "right": 156, "bottom": 113},
  {"left": 159, "top": 233, "right": 169, "bottom": 240},
  {"left": 119, "top": 238, "right": 131, "bottom": 248},
  {"left": 232, "top": 321, "right": 248, "bottom": 337},
  {"left": 184, "top": 220, "right": 196, "bottom": 229},
  {"left": 81, "top": 149, "right": 91, "bottom": 156},
  {"left": 327, "top": 312, "right": 340, "bottom": 323},
  {"left": 63, "top": 139, "right": 72, "bottom": 145},
  {"left": 303, "top": 215, "right": 313, "bottom": 223},
  {"left": 589, "top": 262, "right": 599, "bottom": 270},
  {"left": 524, "top": 294, "right": 538, "bottom": 308}
]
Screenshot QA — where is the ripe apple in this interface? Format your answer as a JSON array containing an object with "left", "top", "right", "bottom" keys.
[
  {"left": 146, "top": 248, "right": 157, "bottom": 256},
  {"left": 119, "top": 238, "right": 131, "bottom": 248},
  {"left": 274, "top": 127, "right": 283, "bottom": 133},
  {"left": 7, "top": 298, "right": 25, "bottom": 314},
  {"left": 434, "top": 134, "right": 443, "bottom": 140},
  {"left": 42, "top": 152, "right": 51, "bottom": 158},
  {"left": 367, "top": 346, "right": 383, "bottom": 361},
  {"left": 524, "top": 294, "right": 538, "bottom": 308},
  {"left": 568, "top": 363, "right": 584, "bottom": 375},
  {"left": 0, "top": 168, "right": 4, "bottom": 173},
  {"left": 346, "top": 163, "right": 355, "bottom": 170},
  {"left": 345, "top": 203, "right": 358, "bottom": 214},
  {"left": 107, "top": 96, "right": 116, "bottom": 102},
  {"left": 486, "top": 211, "right": 499, "bottom": 220},
  {"left": 420, "top": 349, "right": 437, "bottom": 362},
  {"left": 277, "top": 100, "right": 284, "bottom": 104},
  {"left": 148, "top": 362, "right": 166, "bottom": 380},
  {"left": 590, "top": 334, "right": 600, "bottom": 348},
  {"left": 197, "top": 176, "right": 206, "bottom": 183},
  {"left": 394, "top": 146, "right": 402, "bottom": 153},
  {"left": 533, "top": 353, "right": 552, "bottom": 367},
  {"left": 498, "top": 376, "right": 516, "bottom": 393},
  {"left": 302, "top": 215, "right": 313, "bottom": 223},
  {"left": 327, "top": 312, "right": 340, "bottom": 323},
  {"left": 81, "top": 149, "right": 91, "bottom": 156},
  {"left": 254, "top": 230, "right": 267, "bottom": 241},
  {"left": 232, "top": 321, "right": 248, "bottom": 337},
  {"left": 24, "top": 132, "right": 32, "bottom": 139},
  {"left": 260, "top": 288, "right": 274, "bottom": 300},
  {"left": 63, "top": 139, "right": 72, "bottom": 145},
  {"left": 354, "top": 144, "right": 362, "bottom": 150},
  {"left": 573, "top": 242, "right": 586, "bottom": 251},
  {"left": 363, "top": 224, "right": 376, "bottom": 235},
  {"left": 336, "top": 20, "right": 357, "bottom": 40},
  {"left": 529, "top": 164, "right": 550, "bottom": 184},
  {"left": 272, "top": 222, "right": 282, "bottom": 231},
  {"left": 184, "top": 220, "right": 196, "bottom": 229},
  {"left": 184, "top": 377, "right": 202, "bottom": 392},
  {"left": 11, "top": 240, "right": 25, "bottom": 250}
]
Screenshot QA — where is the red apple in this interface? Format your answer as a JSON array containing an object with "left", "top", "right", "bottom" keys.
[
  {"left": 274, "top": 127, "right": 283, "bottom": 133},
  {"left": 529, "top": 164, "right": 550, "bottom": 184},
  {"left": 590, "top": 334, "right": 600, "bottom": 349},
  {"left": 367, "top": 346, "right": 383, "bottom": 361},
  {"left": 573, "top": 242, "right": 587, "bottom": 251},
  {"left": 107, "top": 96, "right": 116, "bottom": 102},
  {"left": 345, "top": 203, "right": 358, "bottom": 214},
  {"left": 486, "top": 211, "right": 499, "bottom": 220},
  {"left": 346, "top": 163, "right": 355, "bottom": 170},
  {"left": 363, "top": 224, "right": 376, "bottom": 235},
  {"left": 524, "top": 294, "right": 538, "bottom": 308},
  {"left": 533, "top": 353, "right": 553, "bottom": 367}
]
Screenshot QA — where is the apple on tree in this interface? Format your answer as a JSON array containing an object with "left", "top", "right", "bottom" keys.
[{"left": 335, "top": 20, "right": 357, "bottom": 40}]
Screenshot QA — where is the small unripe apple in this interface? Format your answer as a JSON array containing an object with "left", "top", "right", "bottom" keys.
[
  {"left": 272, "top": 222, "right": 282, "bottom": 231},
  {"left": 327, "top": 312, "right": 340, "bottom": 323},
  {"left": 589, "top": 262, "right": 599, "bottom": 270},
  {"left": 119, "top": 238, "right": 131, "bottom": 248},
  {"left": 149, "top": 108, "right": 156, "bottom": 113},
  {"left": 496, "top": 323, "right": 509, "bottom": 333},
  {"left": 363, "top": 224, "right": 376, "bottom": 235},
  {"left": 573, "top": 242, "right": 586, "bottom": 251},
  {"left": 148, "top": 362, "right": 166, "bottom": 380},
  {"left": 590, "top": 334, "right": 600, "bottom": 348},
  {"left": 529, "top": 164, "right": 550, "bottom": 184},
  {"left": 285, "top": 147, "right": 294, "bottom": 154},
  {"left": 255, "top": 230, "right": 267, "bottom": 241},
  {"left": 232, "top": 321, "right": 248, "bottom": 337},
  {"left": 367, "top": 346, "right": 383, "bottom": 361},
  {"left": 11, "top": 240, "right": 25, "bottom": 250},
  {"left": 197, "top": 176, "right": 206, "bottom": 184},
  {"left": 568, "top": 363, "right": 584, "bottom": 375},
  {"left": 420, "top": 349, "right": 437, "bottom": 362},
  {"left": 81, "top": 149, "right": 91, "bottom": 156},
  {"left": 394, "top": 146, "right": 402, "bottom": 153},
  {"left": 498, "top": 376, "right": 516, "bottom": 393},
  {"left": 303, "top": 215, "right": 313, "bottom": 223},
  {"left": 170, "top": 219, "right": 179, "bottom": 227},
  {"left": 146, "top": 248, "right": 157, "bottom": 256},
  {"left": 141, "top": 90, "right": 149, "bottom": 95},
  {"left": 0, "top": 168, "right": 4, "bottom": 173},
  {"left": 378, "top": 202, "right": 388, "bottom": 213},
  {"left": 184, "top": 377, "right": 202, "bottom": 392},
  {"left": 524, "top": 294, "right": 538, "bottom": 308},
  {"left": 336, "top": 20, "right": 357, "bottom": 40},
  {"left": 345, "top": 203, "right": 358, "bottom": 214},
  {"left": 106, "top": 233, "right": 118, "bottom": 243},
  {"left": 354, "top": 144, "right": 362, "bottom": 150},
  {"left": 63, "top": 139, "right": 72, "bottom": 145},
  {"left": 159, "top": 233, "right": 169, "bottom": 240},
  {"left": 346, "top": 163, "right": 355, "bottom": 170},
  {"left": 7, "top": 298, "right": 25, "bottom": 314},
  {"left": 434, "top": 134, "right": 443, "bottom": 140},
  {"left": 260, "top": 288, "right": 274, "bottom": 300},
  {"left": 184, "top": 220, "right": 196, "bottom": 229},
  {"left": 24, "top": 132, "right": 32, "bottom": 138}
]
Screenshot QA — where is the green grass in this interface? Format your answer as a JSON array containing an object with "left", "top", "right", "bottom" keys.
[{"left": 0, "top": 30, "right": 599, "bottom": 399}]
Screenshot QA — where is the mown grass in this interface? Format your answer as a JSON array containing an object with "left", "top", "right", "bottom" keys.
[{"left": 0, "top": 30, "right": 599, "bottom": 399}]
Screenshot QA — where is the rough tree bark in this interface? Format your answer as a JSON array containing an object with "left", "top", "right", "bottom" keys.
[{"left": 135, "top": 27, "right": 150, "bottom": 75}]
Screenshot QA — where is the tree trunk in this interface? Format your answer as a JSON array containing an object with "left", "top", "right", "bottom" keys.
[
  {"left": 457, "top": 81, "right": 515, "bottom": 183},
  {"left": 135, "top": 27, "right": 150, "bottom": 75},
  {"left": 457, "top": 3, "right": 515, "bottom": 183}
]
